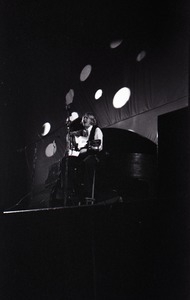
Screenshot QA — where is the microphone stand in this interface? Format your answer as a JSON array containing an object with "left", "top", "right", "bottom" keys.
[
  {"left": 6, "top": 137, "right": 42, "bottom": 211},
  {"left": 6, "top": 114, "right": 72, "bottom": 211},
  {"left": 30, "top": 142, "right": 37, "bottom": 201},
  {"left": 63, "top": 104, "right": 71, "bottom": 206}
]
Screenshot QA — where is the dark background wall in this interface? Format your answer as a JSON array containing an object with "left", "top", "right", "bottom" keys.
[
  {"left": 0, "top": 0, "right": 188, "bottom": 210},
  {"left": 0, "top": 1, "right": 189, "bottom": 297}
]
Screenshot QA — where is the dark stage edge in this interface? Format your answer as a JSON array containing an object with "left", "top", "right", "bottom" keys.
[
  {"left": 0, "top": 196, "right": 189, "bottom": 300},
  {"left": 2, "top": 195, "right": 122, "bottom": 214}
]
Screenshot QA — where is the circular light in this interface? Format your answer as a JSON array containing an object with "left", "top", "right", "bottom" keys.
[
  {"left": 45, "top": 141, "right": 57, "bottom": 157},
  {"left": 136, "top": 50, "right": 146, "bottom": 62},
  {"left": 66, "top": 112, "right": 79, "bottom": 124},
  {"left": 113, "top": 87, "right": 131, "bottom": 109},
  {"left": 70, "top": 112, "right": 79, "bottom": 121},
  {"left": 110, "top": 39, "right": 123, "bottom": 49},
  {"left": 80, "top": 64, "right": 92, "bottom": 81},
  {"left": 66, "top": 89, "right": 74, "bottom": 106},
  {"left": 95, "top": 89, "right": 103, "bottom": 100},
  {"left": 41, "top": 122, "right": 51, "bottom": 136}
]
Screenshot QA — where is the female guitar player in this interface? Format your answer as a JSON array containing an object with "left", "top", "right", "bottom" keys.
[{"left": 60, "top": 112, "right": 103, "bottom": 205}]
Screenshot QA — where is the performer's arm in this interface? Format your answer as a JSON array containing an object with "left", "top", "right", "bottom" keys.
[{"left": 94, "top": 127, "right": 103, "bottom": 151}]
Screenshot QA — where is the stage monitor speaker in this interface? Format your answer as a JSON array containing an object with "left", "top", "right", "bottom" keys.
[{"left": 158, "top": 106, "right": 189, "bottom": 199}]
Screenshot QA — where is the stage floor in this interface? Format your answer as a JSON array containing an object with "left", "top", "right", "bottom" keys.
[{"left": 0, "top": 196, "right": 189, "bottom": 300}]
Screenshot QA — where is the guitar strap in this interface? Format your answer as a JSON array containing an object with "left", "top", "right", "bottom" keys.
[{"left": 88, "top": 125, "right": 98, "bottom": 142}]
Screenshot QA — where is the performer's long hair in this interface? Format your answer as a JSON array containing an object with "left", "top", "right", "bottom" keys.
[{"left": 81, "top": 112, "right": 97, "bottom": 126}]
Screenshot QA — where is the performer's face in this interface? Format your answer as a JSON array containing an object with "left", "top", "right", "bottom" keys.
[{"left": 82, "top": 115, "right": 93, "bottom": 128}]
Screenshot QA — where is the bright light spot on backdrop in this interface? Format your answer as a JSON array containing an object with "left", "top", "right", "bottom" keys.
[
  {"left": 66, "top": 89, "right": 74, "bottom": 105},
  {"left": 113, "top": 87, "right": 131, "bottom": 108},
  {"left": 95, "top": 89, "right": 103, "bottom": 100},
  {"left": 69, "top": 112, "right": 79, "bottom": 121},
  {"left": 41, "top": 122, "right": 51, "bottom": 136},
  {"left": 80, "top": 64, "right": 92, "bottom": 81},
  {"left": 66, "top": 112, "right": 79, "bottom": 124},
  {"left": 110, "top": 39, "right": 123, "bottom": 49},
  {"left": 45, "top": 141, "right": 57, "bottom": 157},
  {"left": 136, "top": 50, "right": 146, "bottom": 62}
]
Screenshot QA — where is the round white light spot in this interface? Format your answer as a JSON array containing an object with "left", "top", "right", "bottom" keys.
[
  {"left": 95, "top": 89, "right": 103, "bottom": 100},
  {"left": 136, "top": 50, "right": 146, "bottom": 62},
  {"left": 45, "top": 141, "right": 57, "bottom": 157},
  {"left": 70, "top": 112, "right": 79, "bottom": 121},
  {"left": 41, "top": 122, "right": 51, "bottom": 136},
  {"left": 66, "top": 112, "right": 79, "bottom": 124},
  {"left": 66, "top": 89, "right": 74, "bottom": 106},
  {"left": 80, "top": 64, "right": 92, "bottom": 82},
  {"left": 110, "top": 39, "right": 123, "bottom": 49},
  {"left": 113, "top": 87, "right": 131, "bottom": 108}
]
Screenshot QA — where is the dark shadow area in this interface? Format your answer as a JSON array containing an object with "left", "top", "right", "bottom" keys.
[
  {"left": 0, "top": 195, "right": 189, "bottom": 300},
  {"left": 0, "top": 107, "right": 189, "bottom": 299}
]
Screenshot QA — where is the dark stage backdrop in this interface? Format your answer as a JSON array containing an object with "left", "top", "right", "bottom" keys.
[{"left": 0, "top": 1, "right": 188, "bottom": 209}]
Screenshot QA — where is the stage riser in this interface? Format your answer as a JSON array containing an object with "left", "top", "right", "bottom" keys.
[
  {"left": 0, "top": 200, "right": 188, "bottom": 300},
  {"left": 158, "top": 107, "right": 189, "bottom": 198}
]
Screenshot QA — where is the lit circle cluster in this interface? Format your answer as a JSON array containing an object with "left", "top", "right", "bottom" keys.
[{"left": 42, "top": 39, "right": 146, "bottom": 157}]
